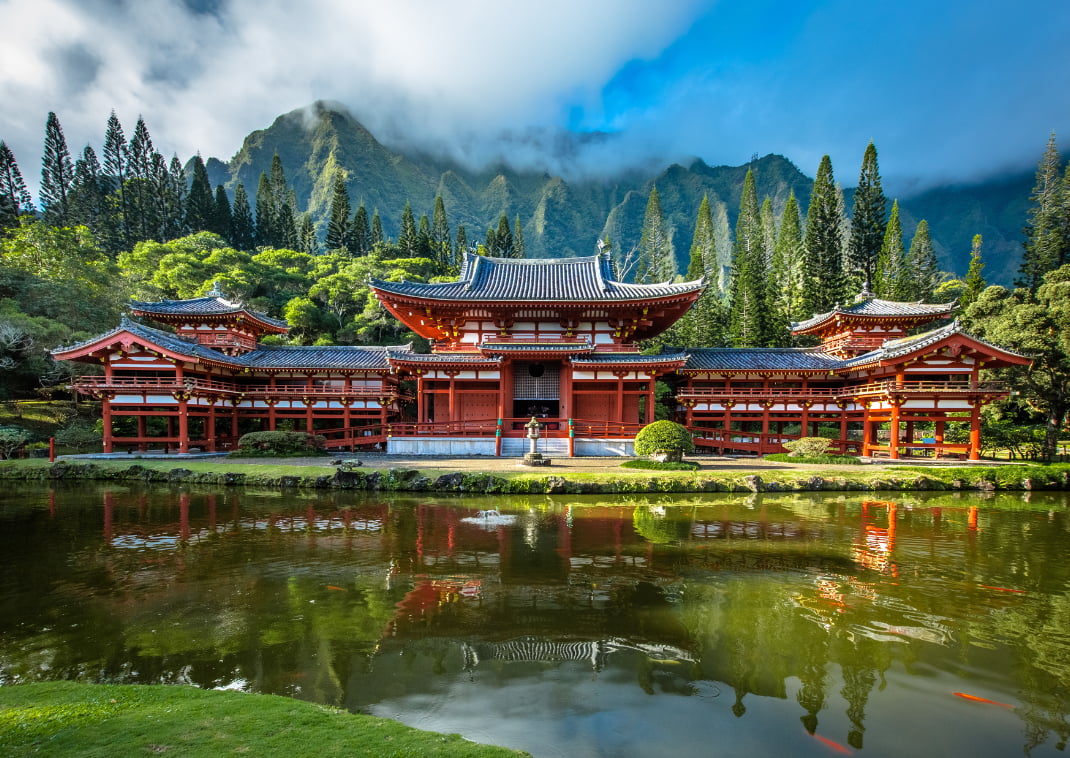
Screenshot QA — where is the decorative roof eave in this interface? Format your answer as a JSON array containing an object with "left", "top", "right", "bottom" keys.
[
  {"left": 370, "top": 286, "right": 705, "bottom": 309},
  {"left": 570, "top": 353, "right": 689, "bottom": 369},
  {"left": 843, "top": 322, "right": 1032, "bottom": 370},
  {"left": 678, "top": 366, "right": 846, "bottom": 376},
  {"left": 791, "top": 298, "right": 955, "bottom": 334},
  {"left": 386, "top": 352, "right": 501, "bottom": 368},
  {"left": 129, "top": 296, "right": 289, "bottom": 333},
  {"left": 51, "top": 316, "right": 218, "bottom": 366}
]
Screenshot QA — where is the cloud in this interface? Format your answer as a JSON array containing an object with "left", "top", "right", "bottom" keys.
[{"left": 0, "top": 0, "right": 710, "bottom": 188}]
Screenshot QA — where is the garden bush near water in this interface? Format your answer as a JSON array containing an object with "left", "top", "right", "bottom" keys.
[{"left": 234, "top": 431, "right": 327, "bottom": 457}]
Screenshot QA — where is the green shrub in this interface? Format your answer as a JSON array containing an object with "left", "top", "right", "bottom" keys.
[
  {"left": 0, "top": 427, "right": 31, "bottom": 459},
  {"left": 234, "top": 431, "right": 327, "bottom": 457},
  {"left": 782, "top": 436, "right": 833, "bottom": 457},
  {"left": 764, "top": 453, "right": 862, "bottom": 465},
  {"left": 54, "top": 421, "right": 102, "bottom": 450},
  {"left": 634, "top": 420, "right": 695, "bottom": 461},
  {"left": 621, "top": 459, "right": 699, "bottom": 471}
]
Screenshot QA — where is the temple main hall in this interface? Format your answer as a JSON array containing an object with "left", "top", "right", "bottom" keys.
[{"left": 54, "top": 252, "right": 1029, "bottom": 459}]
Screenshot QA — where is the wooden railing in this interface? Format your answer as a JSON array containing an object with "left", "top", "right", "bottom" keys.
[
  {"left": 71, "top": 376, "right": 400, "bottom": 400},
  {"left": 385, "top": 417, "right": 645, "bottom": 439},
  {"left": 677, "top": 380, "right": 1008, "bottom": 401}
]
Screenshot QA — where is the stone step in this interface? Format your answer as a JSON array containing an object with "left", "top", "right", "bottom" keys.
[{"left": 499, "top": 437, "right": 570, "bottom": 456}]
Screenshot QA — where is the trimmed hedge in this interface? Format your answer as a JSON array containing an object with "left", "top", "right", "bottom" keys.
[
  {"left": 234, "top": 430, "right": 327, "bottom": 457},
  {"left": 634, "top": 420, "right": 696, "bottom": 458},
  {"left": 621, "top": 459, "right": 700, "bottom": 471},
  {"left": 765, "top": 453, "right": 862, "bottom": 465}
]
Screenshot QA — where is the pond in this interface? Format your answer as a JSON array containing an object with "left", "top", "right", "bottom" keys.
[{"left": 1, "top": 483, "right": 1069, "bottom": 757}]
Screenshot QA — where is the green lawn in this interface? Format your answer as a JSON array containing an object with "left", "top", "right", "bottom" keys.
[{"left": 0, "top": 681, "right": 527, "bottom": 758}]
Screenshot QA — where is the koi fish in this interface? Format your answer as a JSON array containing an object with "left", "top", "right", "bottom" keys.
[
  {"left": 954, "top": 692, "right": 1013, "bottom": 708},
  {"left": 811, "top": 733, "right": 852, "bottom": 754},
  {"left": 326, "top": 585, "right": 346, "bottom": 591},
  {"left": 978, "top": 585, "right": 1027, "bottom": 594}
]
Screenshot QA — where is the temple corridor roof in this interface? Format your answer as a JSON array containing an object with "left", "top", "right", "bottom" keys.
[
  {"left": 129, "top": 294, "right": 289, "bottom": 331},
  {"left": 791, "top": 293, "right": 955, "bottom": 333}
]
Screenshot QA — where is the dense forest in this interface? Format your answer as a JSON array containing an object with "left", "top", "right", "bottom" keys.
[{"left": 2, "top": 109, "right": 1070, "bottom": 456}]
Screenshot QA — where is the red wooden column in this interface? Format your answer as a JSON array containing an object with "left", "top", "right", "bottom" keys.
[
  {"left": 862, "top": 405, "right": 873, "bottom": 457},
  {"left": 137, "top": 416, "right": 147, "bottom": 451},
  {"left": 207, "top": 400, "right": 217, "bottom": 451},
  {"left": 616, "top": 375, "right": 624, "bottom": 423},
  {"left": 968, "top": 401, "right": 982, "bottom": 461},
  {"left": 102, "top": 396, "right": 114, "bottom": 453},
  {"left": 644, "top": 372, "right": 656, "bottom": 425},
  {"left": 889, "top": 400, "right": 900, "bottom": 460},
  {"left": 305, "top": 373, "right": 314, "bottom": 433},
  {"left": 448, "top": 372, "right": 457, "bottom": 422},
  {"left": 935, "top": 418, "right": 945, "bottom": 457},
  {"left": 560, "top": 363, "right": 573, "bottom": 421},
  {"left": 178, "top": 397, "right": 189, "bottom": 453}
]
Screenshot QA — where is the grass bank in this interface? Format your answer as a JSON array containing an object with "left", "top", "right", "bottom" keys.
[
  {"left": 1, "top": 457, "right": 1069, "bottom": 494},
  {"left": 0, "top": 681, "right": 526, "bottom": 758}
]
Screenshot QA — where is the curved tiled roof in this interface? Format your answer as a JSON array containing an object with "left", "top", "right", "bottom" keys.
[
  {"left": 843, "top": 321, "right": 1030, "bottom": 367},
  {"left": 684, "top": 347, "right": 845, "bottom": 372},
  {"left": 571, "top": 352, "right": 689, "bottom": 366},
  {"left": 791, "top": 295, "right": 954, "bottom": 332},
  {"left": 52, "top": 316, "right": 411, "bottom": 371},
  {"left": 387, "top": 351, "right": 501, "bottom": 366},
  {"left": 371, "top": 252, "right": 704, "bottom": 303},
  {"left": 130, "top": 295, "right": 289, "bottom": 330}
]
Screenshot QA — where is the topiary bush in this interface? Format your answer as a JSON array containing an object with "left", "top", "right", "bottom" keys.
[
  {"left": 234, "top": 431, "right": 327, "bottom": 457},
  {"left": 0, "top": 427, "right": 30, "bottom": 460},
  {"left": 782, "top": 436, "right": 833, "bottom": 457},
  {"left": 634, "top": 420, "right": 695, "bottom": 462}
]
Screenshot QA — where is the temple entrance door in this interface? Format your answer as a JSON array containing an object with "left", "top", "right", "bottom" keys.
[{"left": 511, "top": 361, "right": 562, "bottom": 434}]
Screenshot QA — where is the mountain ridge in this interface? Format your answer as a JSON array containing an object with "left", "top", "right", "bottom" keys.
[{"left": 205, "top": 102, "right": 1031, "bottom": 284}]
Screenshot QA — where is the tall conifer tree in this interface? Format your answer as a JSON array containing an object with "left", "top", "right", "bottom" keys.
[
  {"left": 212, "top": 185, "right": 233, "bottom": 240},
  {"left": 0, "top": 141, "right": 34, "bottom": 227},
  {"left": 728, "top": 169, "right": 771, "bottom": 346},
  {"left": 297, "top": 213, "right": 318, "bottom": 255},
  {"left": 495, "top": 213, "right": 515, "bottom": 258},
  {"left": 68, "top": 146, "right": 109, "bottom": 234},
  {"left": 800, "top": 155, "right": 846, "bottom": 315},
  {"left": 325, "top": 174, "right": 351, "bottom": 253},
  {"left": 1017, "top": 132, "right": 1069, "bottom": 289},
  {"left": 255, "top": 172, "right": 275, "bottom": 247},
  {"left": 371, "top": 211, "right": 384, "bottom": 246},
  {"left": 431, "top": 195, "right": 452, "bottom": 266},
  {"left": 417, "top": 214, "right": 432, "bottom": 258},
  {"left": 185, "top": 155, "right": 215, "bottom": 233},
  {"left": 513, "top": 215, "right": 526, "bottom": 259},
  {"left": 455, "top": 225, "right": 467, "bottom": 257},
  {"left": 687, "top": 194, "right": 717, "bottom": 282},
  {"left": 230, "top": 182, "right": 255, "bottom": 250},
  {"left": 847, "top": 141, "right": 887, "bottom": 287},
  {"left": 904, "top": 220, "right": 940, "bottom": 301},
  {"left": 40, "top": 112, "right": 75, "bottom": 225},
  {"left": 961, "top": 234, "right": 986, "bottom": 313},
  {"left": 875, "top": 200, "right": 905, "bottom": 298},
  {"left": 773, "top": 191, "right": 804, "bottom": 321},
  {"left": 398, "top": 202, "right": 418, "bottom": 256},
  {"left": 636, "top": 186, "right": 673, "bottom": 282},
  {"left": 350, "top": 205, "right": 370, "bottom": 255}
]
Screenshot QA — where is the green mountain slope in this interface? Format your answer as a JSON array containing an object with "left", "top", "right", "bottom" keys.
[{"left": 206, "top": 102, "right": 1030, "bottom": 283}]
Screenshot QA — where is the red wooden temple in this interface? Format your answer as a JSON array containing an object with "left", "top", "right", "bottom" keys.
[{"left": 54, "top": 256, "right": 1028, "bottom": 459}]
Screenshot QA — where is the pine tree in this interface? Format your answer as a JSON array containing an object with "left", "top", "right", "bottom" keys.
[
  {"left": 760, "top": 197, "right": 777, "bottom": 263},
  {"left": 1017, "top": 132, "right": 1069, "bottom": 289},
  {"left": 350, "top": 205, "right": 370, "bottom": 255},
  {"left": 231, "top": 183, "right": 255, "bottom": 250},
  {"left": 961, "top": 234, "right": 986, "bottom": 312},
  {"left": 398, "top": 202, "right": 418, "bottom": 256},
  {"left": 847, "top": 141, "right": 887, "bottom": 287},
  {"left": 40, "top": 112, "right": 75, "bottom": 225},
  {"left": 513, "top": 214, "right": 526, "bottom": 259},
  {"left": 0, "top": 141, "right": 34, "bottom": 227},
  {"left": 728, "top": 169, "right": 772, "bottom": 346},
  {"left": 185, "top": 155, "right": 215, "bottom": 233},
  {"left": 430, "top": 195, "right": 452, "bottom": 267},
  {"left": 162, "top": 155, "right": 188, "bottom": 240},
  {"left": 280, "top": 189, "right": 299, "bottom": 250},
  {"left": 773, "top": 191, "right": 805, "bottom": 320},
  {"left": 124, "top": 116, "right": 157, "bottom": 242},
  {"left": 455, "top": 224, "right": 467, "bottom": 257},
  {"left": 68, "top": 146, "right": 108, "bottom": 233},
  {"left": 875, "top": 200, "right": 905, "bottom": 298},
  {"left": 255, "top": 172, "right": 275, "bottom": 246},
  {"left": 212, "top": 185, "right": 232, "bottom": 240},
  {"left": 636, "top": 186, "right": 673, "bottom": 282},
  {"left": 905, "top": 219, "right": 940, "bottom": 301},
  {"left": 484, "top": 226, "right": 498, "bottom": 256},
  {"left": 297, "top": 213, "right": 318, "bottom": 255},
  {"left": 371, "top": 211, "right": 384, "bottom": 246},
  {"left": 325, "top": 173, "right": 351, "bottom": 253},
  {"left": 417, "top": 214, "right": 432, "bottom": 258},
  {"left": 800, "top": 155, "right": 847, "bottom": 315},
  {"left": 687, "top": 195, "right": 717, "bottom": 281},
  {"left": 495, "top": 213, "right": 515, "bottom": 258}
]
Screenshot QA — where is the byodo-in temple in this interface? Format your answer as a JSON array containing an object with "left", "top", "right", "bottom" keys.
[{"left": 53, "top": 252, "right": 1030, "bottom": 459}]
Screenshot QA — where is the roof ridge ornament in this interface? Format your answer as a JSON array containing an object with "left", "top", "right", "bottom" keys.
[
  {"left": 856, "top": 281, "right": 874, "bottom": 302},
  {"left": 208, "top": 280, "right": 223, "bottom": 298}
]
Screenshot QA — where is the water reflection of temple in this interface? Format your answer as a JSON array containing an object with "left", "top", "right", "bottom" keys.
[{"left": 24, "top": 489, "right": 1066, "bottom": 753}]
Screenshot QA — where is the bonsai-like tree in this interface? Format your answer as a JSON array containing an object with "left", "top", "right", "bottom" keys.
[{"left": 634, "top": 420, "right": 695, "bottom": 462}]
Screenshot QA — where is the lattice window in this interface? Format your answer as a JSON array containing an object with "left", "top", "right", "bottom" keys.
[{"left": 513, "top": 362, "right": 560, "bottom": 399}]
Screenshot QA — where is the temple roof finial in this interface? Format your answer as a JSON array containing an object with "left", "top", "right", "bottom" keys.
[
  {"left": 208, "top": 280, "right": 223, "bottom": 298},
  {"left": 856, "top": 281, "right": 875, "bottom": 302}
]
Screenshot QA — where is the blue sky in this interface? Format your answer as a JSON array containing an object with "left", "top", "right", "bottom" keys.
[{"left": 1, "top": 0, "right": 1067, "bottom": 194}]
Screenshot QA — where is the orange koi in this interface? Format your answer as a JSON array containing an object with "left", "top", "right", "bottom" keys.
[
  {"left": 326, "top": 585, "right": 346, "bottom": 591},
  {"left": 811, "top": 733, "right": 852, "bottom": 754},
  {"left": 954, "top": 692, "right": 1013, "bottom": 708},
  {"left": 978, "top": 585, "right": 1027, "bottom": 594}
]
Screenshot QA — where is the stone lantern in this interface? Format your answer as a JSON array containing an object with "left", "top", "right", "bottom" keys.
[{"left": 520, "top": 416, "right": 551, "bottom": 466}]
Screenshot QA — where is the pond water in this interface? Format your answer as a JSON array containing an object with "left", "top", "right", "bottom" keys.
[{"left": 1, "top": 484, "right": 1069, "bottom": 757}]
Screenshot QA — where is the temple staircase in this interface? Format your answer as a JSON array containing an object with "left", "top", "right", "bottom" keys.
[{"left": 499, "top": 437, "right": 570, "bottom": 457}]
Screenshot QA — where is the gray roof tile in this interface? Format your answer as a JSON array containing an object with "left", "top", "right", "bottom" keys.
[
  {"left": 130, "top": 295, "right": 289, "bottom": 329},
  {"left": 791, "top": 295, "right": 954, "bottom": 332},
  {"left": 371, "top": 252, "right": 704, "bottom": 303},
  {"left": 684, "top": 348, "right": 844, "bottom": 372}
]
